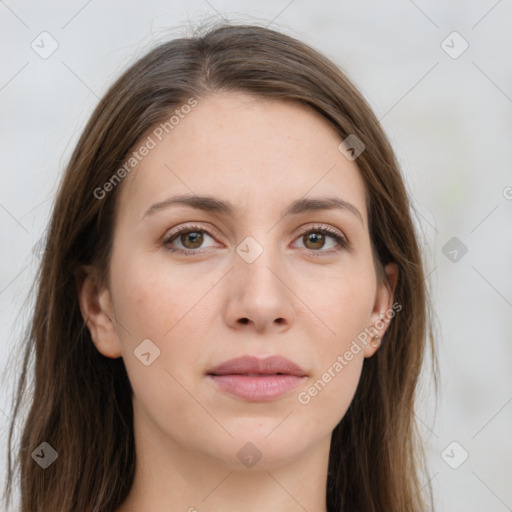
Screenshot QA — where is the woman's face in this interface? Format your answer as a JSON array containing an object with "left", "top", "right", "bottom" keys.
[{"left": 81, "top": 91, "right": 397, "bottom": 470}]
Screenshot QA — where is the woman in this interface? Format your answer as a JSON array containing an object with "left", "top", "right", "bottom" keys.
[{"left": 3, "top": 22, "right": 436, "bottom": 511}]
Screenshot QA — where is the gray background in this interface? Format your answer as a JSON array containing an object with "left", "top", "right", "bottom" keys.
[{"left": 1, "top": 1, "right": 511, "bottom": 510}]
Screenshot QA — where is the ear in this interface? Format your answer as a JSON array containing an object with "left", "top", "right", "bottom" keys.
[
  {"left": 363, "top": 262, "right": 399, "bottom": 358},
  {"left": 77, "top": 265, "right": 123, "bottom": 359}
]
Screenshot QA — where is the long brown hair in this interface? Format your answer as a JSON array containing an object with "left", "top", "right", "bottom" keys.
[{"left": 2, "top": 21, "right": 437, "bottom": 511}]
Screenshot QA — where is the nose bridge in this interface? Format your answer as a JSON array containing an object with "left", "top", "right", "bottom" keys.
[
  {"left": 224, "top": 228, "right": 295, "bottom": 330},
  {"left": 235, "top": 231, "right": 285, "bottom": 295}
]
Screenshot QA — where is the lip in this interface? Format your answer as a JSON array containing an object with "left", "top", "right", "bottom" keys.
[{"left": 206, "top": 355, "right": 307, "bottom": 402}]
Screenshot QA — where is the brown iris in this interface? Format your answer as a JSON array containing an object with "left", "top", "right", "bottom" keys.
[
  {"left": 303, "top": 232, "right": 325, "bottom": 250},
  {"left": 180, "top": 231, "right": 204, "bottom": 249}
]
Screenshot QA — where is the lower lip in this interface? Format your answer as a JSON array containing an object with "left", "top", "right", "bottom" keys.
[{"left": 207, "top": 374, "right": 305, "bottom": 401}]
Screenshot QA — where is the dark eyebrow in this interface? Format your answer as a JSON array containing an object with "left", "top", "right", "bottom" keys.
[{"left": 141, "top": 194, "right": 363, "bottom": 224}]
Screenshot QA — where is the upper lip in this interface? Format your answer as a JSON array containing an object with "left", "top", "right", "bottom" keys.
[{"left": 207, "top": 355, "right": 307, "bottom": 377}]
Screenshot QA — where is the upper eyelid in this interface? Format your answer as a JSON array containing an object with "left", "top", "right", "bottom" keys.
[{"left": 163, "top": 222, "right": 222, "bottom": 242}]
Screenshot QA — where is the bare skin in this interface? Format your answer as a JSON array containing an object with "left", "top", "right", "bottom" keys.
[{"left": 79, "top": 91, "right": 397, "bottom": 512}]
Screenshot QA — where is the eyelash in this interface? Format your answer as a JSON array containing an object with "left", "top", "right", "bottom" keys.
[{"left": 162, "top": 223, "right": 349, "bottom": 257}]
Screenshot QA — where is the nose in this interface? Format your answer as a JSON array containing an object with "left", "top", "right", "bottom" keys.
[{"left": 223, "top": 242, "right": 295, "bottom": 334}]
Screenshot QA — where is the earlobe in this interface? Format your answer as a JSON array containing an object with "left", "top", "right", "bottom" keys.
[{"left": 77, "top": 265, "right": 123, "bottom": 359}]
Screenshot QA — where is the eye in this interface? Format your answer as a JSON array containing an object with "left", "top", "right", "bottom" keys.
[
  {"left": 163, "top": 224, "right": 218, "bottom": 256},
  {"left": 292, "top": 224, "right": 349, "bottom": 255}
]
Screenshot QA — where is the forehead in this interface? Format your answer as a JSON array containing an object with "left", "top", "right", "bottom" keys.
[{"left": 117, "top": 91, "right": 368, "bottom": 226}]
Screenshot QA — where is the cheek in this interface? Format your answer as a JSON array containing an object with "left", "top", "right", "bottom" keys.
[
  {"left": 292, "top": 263, "right": 374, "bottom": 422},
  {"left": 109, "top": 250, "right": 218, "bottom": 393},
  {"left": 110, "top": 249, "right": 213, "bottom": 343},
  {"left": 299, "top": 263, "right": 376, "bottom": 346}
]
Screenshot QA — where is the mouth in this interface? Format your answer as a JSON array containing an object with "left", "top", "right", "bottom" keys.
[{"left": 206, "top": 355, "right": 307, "bottom": 402}]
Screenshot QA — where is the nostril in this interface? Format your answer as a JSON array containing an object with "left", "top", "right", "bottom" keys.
[{"left": 240, "top": 318, "right": 249, "bottom": 324}]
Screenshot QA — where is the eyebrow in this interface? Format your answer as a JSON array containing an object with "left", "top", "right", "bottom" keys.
[{"left": 141, "top": 194, "right": 363, "bottom": 224}]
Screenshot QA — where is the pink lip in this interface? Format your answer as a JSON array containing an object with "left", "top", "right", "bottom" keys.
[{"left": 206, "top": 355, "right": 307, "bottom": 402}]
